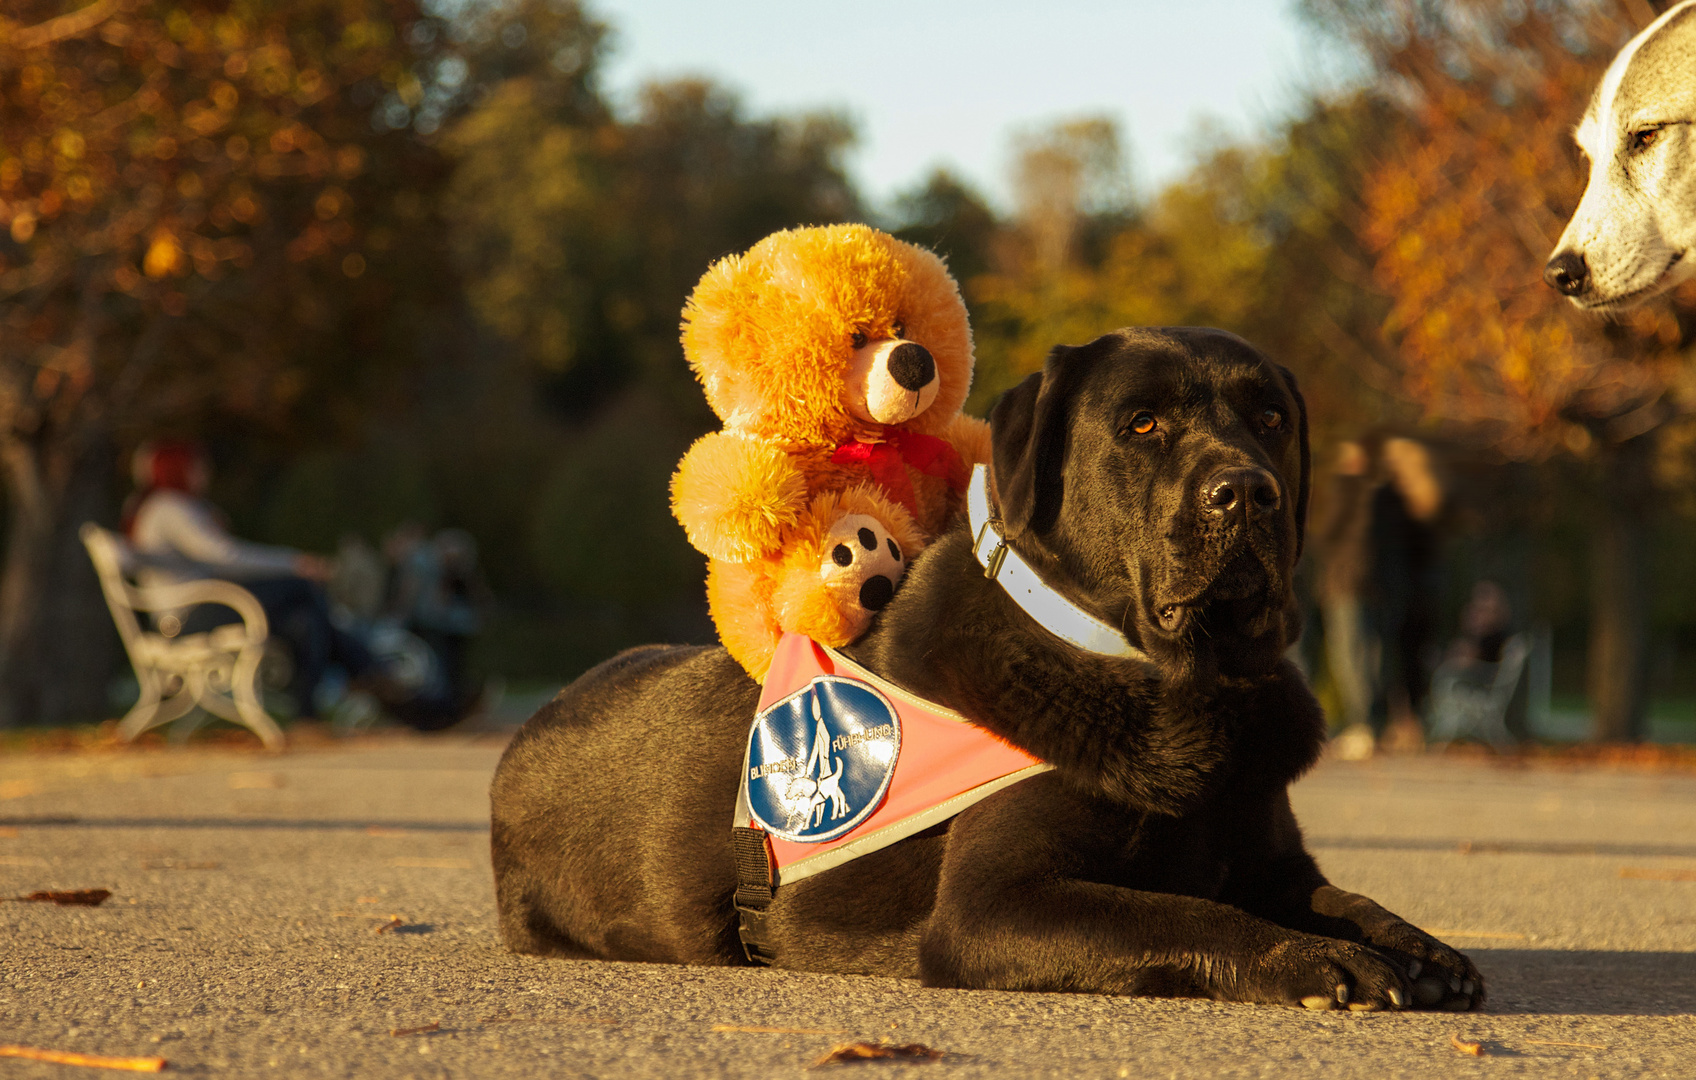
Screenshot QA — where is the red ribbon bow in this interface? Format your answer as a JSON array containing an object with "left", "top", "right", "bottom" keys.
[{"left": 830, "top": 430, "right": 968, "bottom": 519}]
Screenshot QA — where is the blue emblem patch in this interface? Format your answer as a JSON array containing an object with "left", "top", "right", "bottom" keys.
[{"left": 745, "top": 676, "right": 901, "bottom": 843}]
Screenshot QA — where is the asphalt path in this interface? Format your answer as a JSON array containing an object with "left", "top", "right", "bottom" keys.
[{"left": 3, "top": 730, "right": 1694, "bottom": 1079}]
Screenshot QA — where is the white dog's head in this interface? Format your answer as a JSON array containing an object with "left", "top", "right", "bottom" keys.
[{"left": 1546, "top": 1, "right": 1696, "bottom": 311}]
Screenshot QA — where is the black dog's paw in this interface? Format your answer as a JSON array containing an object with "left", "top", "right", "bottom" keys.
[
  {"left": 1247, "top": 936, "right": 1412, "bottom": 1011},
  {"left": 1361, "top": 920, "right": 1485, "bottom": 1012}
]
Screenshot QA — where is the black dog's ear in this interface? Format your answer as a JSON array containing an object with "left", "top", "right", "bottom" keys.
[
  {"left": 1275, "top": 363, "right": 1311, "bottom": 559},
  {"left": 990, "top": 342, "right": 1097, "bottom": 538}
]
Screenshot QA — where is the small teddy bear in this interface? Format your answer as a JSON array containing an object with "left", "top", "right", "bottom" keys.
[{"left": 670, "top": 224, "right": 990, "bottom": 678}]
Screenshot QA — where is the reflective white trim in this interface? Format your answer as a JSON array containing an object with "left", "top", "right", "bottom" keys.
[{"left": 967, "top": 464, "right": 1153, "bottom": 662}]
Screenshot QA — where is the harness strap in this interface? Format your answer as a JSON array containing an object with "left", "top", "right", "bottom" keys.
[{"left": 731, "top": 826, "right": 776, "bottom": 965}]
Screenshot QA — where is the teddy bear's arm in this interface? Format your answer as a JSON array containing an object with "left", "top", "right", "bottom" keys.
[
  {"left": 671, "top": 431, "right": 810, "bottom": 563},
  {"left": 940, "top": 413, "right": 993, "bottom": 469}
]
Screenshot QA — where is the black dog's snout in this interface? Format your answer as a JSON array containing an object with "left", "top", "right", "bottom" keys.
[
  {"left": 1202, "top": 467, "right": 1281, "bottom": 518},
  {"left": 886, "top": 343, "right": 935, "bottom": 391},
  {"left": 1544, "top": 250, "right": 1589, "bottom": 296}
]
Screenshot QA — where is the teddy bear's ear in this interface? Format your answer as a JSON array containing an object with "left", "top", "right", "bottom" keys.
[{"left": 681, "top": 253, "right": 763, "bottom": 425}]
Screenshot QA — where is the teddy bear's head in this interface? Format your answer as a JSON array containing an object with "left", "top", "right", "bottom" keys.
[{"left": 681, "top": 224, "right": 974, "bottom": 446}]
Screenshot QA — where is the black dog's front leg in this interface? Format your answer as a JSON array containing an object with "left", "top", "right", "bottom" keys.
[
  {"left": 921, "top": 778, "right": 1411, "bottom": 1009},
  {"left": 1221, "top": 794, "right": 1485, "bottom": 1011}
]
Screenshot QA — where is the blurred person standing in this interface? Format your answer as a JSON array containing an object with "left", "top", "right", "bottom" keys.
[
  {"left": 124, "top": 439, "right": 375, "bottom": 719},
  {"left": 1372, "top": 437, "right": 1445, "bottom": 753},
  {"left": 1318, "top": 440, "right": 1378, "bottom": 759},
  {"left": 1320, "top": 436, "right": 1446, "bottom": 759}
]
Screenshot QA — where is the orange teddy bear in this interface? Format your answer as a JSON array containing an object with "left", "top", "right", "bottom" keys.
[{"left": 670, "top": 224, "right": 990, "bottom": 678}]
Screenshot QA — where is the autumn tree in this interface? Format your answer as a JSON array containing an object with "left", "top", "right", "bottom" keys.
[
  {"left": 445, "top": 72, "right": 856, "bottom": 405},
  {"left": 889, "top": 168, "right": 999, "bottom": 288},
  {"left": 441, "top": 9, "right": 861, "bottom": 661},
  {"left": 0, "top": 0, "right": 455, "bottom": 725},
  {"left": 966, "top": 106, "right": 1401, "bottom": 436},
  {"left": 1312, "top": 0, "right": 1694, "bottom": 739}
]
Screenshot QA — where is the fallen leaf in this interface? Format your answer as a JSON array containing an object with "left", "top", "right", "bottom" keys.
[
  {"left": 811, "top": 1042, "right": 945, "bottom": 1068},
  {"left": 1523, "top": 1039, "right": 1608, "bottom": 1050},
  {"left": 365, "top": 826, "right": 410, "bottom": 837},
  {"left": 0, "top": 779, "right": 43, "bottom": 800},
  {"left": 227, "top": 771, "right": 284, "bottom": 790},
  {"left": 3, "top": 889, "right": 112, "bottom": 906},
  {"left": 1451, "top": 1033, "right": 1487, "bottom": 1057},
  {"left": 390, "top": 1023, "right": 439, "bottom": 1037},
  {"left": 0, "top": 825, "right": 19, "bottom": 837},
  {"left": 388, "top": 857, "right": 473, "bottom": 869},
  {"left": 712, "top": 1025, "right": 853, "bottom": 1035},
  {"left": 1619, "top": 867, "right": 1696, "bottom": 882},
  {"left": 0, "top": 1045, "right": 165, "bottom": 1072},
  {"left": 356, "top": 897, "right": 381, "bottom": 904},
  {"left": 373, "top": 915, "right": 405, "bottom": 934}
]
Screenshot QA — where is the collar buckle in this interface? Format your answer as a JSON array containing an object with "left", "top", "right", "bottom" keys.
[{"left": 972, "top": 519, "right": 1009, "bottom": 580}]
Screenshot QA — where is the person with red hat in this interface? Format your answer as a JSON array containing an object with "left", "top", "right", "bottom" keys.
[{"left": 125, "top": 439, "right": 375, "bottom": 719}]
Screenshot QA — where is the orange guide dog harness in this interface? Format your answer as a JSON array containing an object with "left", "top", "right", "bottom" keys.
[
  {"left": 729, "top": 465, "right": 1152, "bottom": 964},
  {"left": 730, "top": 634, "right": 1050, "bottom": 963}
]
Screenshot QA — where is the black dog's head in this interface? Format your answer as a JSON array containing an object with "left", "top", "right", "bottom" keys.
[{"left": 990, "top": 327, "right": 1309, "bottom": 677}]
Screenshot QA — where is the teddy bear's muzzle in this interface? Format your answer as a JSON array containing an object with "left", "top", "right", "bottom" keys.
[{"left": 852, "top": 339, "right": 941, "bottom": 425}]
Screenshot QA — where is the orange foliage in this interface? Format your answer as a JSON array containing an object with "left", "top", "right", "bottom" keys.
[
  {"left": 1354, "top": 0, "right": 1693, "bottom": 459},
  {"left": 0, "top": 0, "right": 408, "bottom": 313}
]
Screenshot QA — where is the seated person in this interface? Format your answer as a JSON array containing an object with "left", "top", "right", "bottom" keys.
[
  {"left": 124, "top": 439, "right": 374, "bottom": 719},
  {"left": 380, "top": 523, "right": 490, "bottom": 729},
  {"left": 1447, "top": 580, "right": 1512, "bottom": 668}
]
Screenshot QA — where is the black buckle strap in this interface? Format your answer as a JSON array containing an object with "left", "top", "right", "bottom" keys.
[{"left": 731, "top": 826, "right": 776, "bottom": 965}]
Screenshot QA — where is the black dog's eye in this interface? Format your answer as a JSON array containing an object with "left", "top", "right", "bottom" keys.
[
  {"left": 1261, "top": 407, "right": 1284, "bottom": 429},
  {"left": 851, "top": 330, "right": 868, "bottom": 350},
  {"left": 1122, "top": 412, "right": 1157, "bottom": 437},
  {"left": 1630, "top": 126, "right": 1661, "bottom": 152}
]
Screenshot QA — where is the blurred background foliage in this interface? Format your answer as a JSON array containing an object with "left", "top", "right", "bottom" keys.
[{"left": 2, "top": 0, "right": 1695, "bottom": 739}]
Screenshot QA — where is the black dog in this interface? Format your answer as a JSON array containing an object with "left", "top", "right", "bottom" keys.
[{"left": 490, "top": 327, "right": 1484, "bottom": 1012}]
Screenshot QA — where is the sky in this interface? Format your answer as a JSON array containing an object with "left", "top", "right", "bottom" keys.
[{"left": 586, "top": 0, "right": 1348, "bottom": 214}]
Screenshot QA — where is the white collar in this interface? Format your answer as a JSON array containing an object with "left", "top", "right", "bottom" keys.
[{"left": 967, "top": 464, "right": 1153, "bottom": 662}]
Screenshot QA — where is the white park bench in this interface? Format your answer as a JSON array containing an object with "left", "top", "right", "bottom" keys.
[
  {"left": 80, "top": 523, "right": 284, "bottom": 750},
  {"left": 1425, "top": 632, "right": 1531, "bottom": 751}
]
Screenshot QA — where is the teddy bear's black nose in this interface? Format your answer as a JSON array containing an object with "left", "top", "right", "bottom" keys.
[{"left": 886, "top": 343, "right": 935, "bottom": 392}]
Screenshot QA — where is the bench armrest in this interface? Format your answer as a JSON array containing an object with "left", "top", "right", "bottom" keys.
[{"left": 127, "top": 579, "right": 270, "bottom": 644}]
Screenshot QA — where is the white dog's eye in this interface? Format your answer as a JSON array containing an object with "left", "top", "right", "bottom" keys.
[{"left": 1630, "top": 127, "right": 1661, "bottom": 152}]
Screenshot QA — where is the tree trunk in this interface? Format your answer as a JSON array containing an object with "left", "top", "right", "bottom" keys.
[
  {"left": 40, "top": 439, "right": 122, "bottom": 723},
  {"left": 1587, "top": 438, "right": 1653, "bottom": 742},
  {"left": 0, "top": 441, "right": 56, "bottom": 728},
  {"left": 0, "top": 436, "right": 121, "bottom": 728}
]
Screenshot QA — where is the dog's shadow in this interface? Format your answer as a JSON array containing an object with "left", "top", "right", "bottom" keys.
[{"left": 1477, "top": 950, "right": 1696, "bottom": 1015}]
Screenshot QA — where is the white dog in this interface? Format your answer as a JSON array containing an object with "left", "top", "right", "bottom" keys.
[{"left": 1546, "top": 0, "right": 1696, "bottom": 310}]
